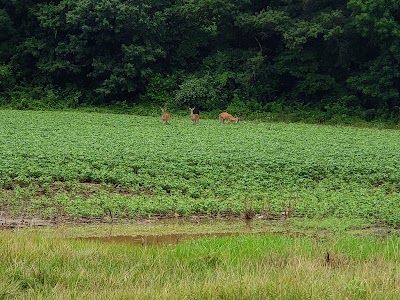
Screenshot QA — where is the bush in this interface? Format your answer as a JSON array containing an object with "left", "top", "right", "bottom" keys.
[
  {"left": 225, "top": 94, "right": 263, "bottom": 117},
  {"left": 173, "top": 75, "right": 212, "bottom": 109},
  {"left": 363, "top": 109, "right": 376, "bottom": 121},
  {"left": 0, "top": 64, "right": 14, "bottom": 95},
  {"left": 173, "top": 74, "right": 230, "bottom": 110},
  {"left": 264, "top": 101, "right": 285, "bottom": 113},
  {"left": 144, "top": 73, "right": 178, "bottom": 106},
  {"left": 2, "top": 86, "right": 83, "bottom": 110}
]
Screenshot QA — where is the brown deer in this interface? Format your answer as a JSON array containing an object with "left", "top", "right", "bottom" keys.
[
  {"left": 219, "top": 112, "right": 240, "bottom": 123},
  {"left": 189, "top": 107, "right": 200, "bottom": 124},
  {"left": 160, "top": 107, "right": 171, "bottom": 124}
]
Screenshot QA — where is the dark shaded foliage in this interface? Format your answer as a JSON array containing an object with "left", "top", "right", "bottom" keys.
[{"left": 1, "top": 0, "right": 400, "bottom": 120}]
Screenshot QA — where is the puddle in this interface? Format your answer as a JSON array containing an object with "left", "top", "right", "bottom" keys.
[
  {"left": 76, "top": 218, "right": 259, "bottom": 246},
  {"left": 77, "top": 232, "right": 245, "bottom": 246},
  {"left": 76, "top": 229, "right": 306, "bottom": 246}
]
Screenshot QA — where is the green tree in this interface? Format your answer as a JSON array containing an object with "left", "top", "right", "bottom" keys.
[
  {"left": 1, "top": 0, "right": 400, "bottom": 120},
  {"left": 36, "top": 0, "right": 170, "bottom": 103},
  {"left": 347, "top": 0, "right": 400, "bottom": 111}
]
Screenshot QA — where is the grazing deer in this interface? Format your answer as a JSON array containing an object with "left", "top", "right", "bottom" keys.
[
  {"left": 189, "top": 107, "right": 200, "bottom": 124},
  {"left": 219, "top": 112, "right": 240, "bottom": 123},
  {"left": 160, "top": 107, "right": 171, "bottom": 124}
]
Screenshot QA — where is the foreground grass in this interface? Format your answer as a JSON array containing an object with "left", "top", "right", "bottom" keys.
[
  {"left": 1, "top": 110, "right": 400, "bottom": 224},
  {"left": 0, "top": 221, "right": 399, "bottom": 300}
]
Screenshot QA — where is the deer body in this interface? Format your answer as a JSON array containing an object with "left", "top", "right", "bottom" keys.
[
  {"left": 219, "top": 112, "right": 240, "bottom": 123},
  {"left": 189, "top": 107, "right": 200, "bottom": 124},
  {"left": 160, "top": 108, "right": 171, "bottom": 124}
]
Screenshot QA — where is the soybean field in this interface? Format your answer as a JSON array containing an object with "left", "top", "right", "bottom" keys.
[{"left": 1, "top": 110, "right": 399, "bottom": 225}]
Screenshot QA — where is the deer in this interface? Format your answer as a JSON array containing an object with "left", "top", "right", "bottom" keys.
[
  {"left": 219, "top": 112, "right": 241, "bottom": 123},
  {"left": 189, "top": 107, "right": 200, "bottom": 124},
  {"left": 160, "top": 107, "right": 171, "bottom": 124}
]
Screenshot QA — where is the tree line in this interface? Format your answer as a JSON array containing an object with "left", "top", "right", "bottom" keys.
[{"left": 1, "top": 0, "right": 400, "bottom": 121}]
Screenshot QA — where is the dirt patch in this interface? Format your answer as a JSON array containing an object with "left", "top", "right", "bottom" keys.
[
  {"left": 0, "top": 215, "right": 126, "bottom": 229},
  {"left": 0, "top": 214, "right": 248, "bottom": 229},
  {"left": 0, "top": 217, "right": 55, "bottom": 229}
]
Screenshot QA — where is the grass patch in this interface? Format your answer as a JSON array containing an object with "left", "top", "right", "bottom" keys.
[{"left": 0, "top": 222, "right": 399, "bottom": 299}]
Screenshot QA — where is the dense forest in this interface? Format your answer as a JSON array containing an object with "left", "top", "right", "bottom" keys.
[{"left": 1, "top": 0, "right": 400, "bottom": 121}]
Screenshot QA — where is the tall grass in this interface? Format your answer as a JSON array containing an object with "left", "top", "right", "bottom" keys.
[{"left": 0, "top": 228, "right": 399, "bottom": 299}]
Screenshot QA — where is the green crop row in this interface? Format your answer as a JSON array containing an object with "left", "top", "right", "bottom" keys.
[{"left": 1, "top": 110, "right": 399, "bottom": 224}]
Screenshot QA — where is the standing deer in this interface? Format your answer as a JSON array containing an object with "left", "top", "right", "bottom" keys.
[
  {"left": 160, "top": 107, "right": 171, "bottom": 124},
  {"left": 219, "top": 112, "right": 241, "bottom": 123},
  {"left": 189, "top": 107, "right": 200, "bottom": 124}
]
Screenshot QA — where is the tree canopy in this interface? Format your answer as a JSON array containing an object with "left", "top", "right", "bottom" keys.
[{"left": 1, "top": 0, "right": 400, "bottom": 120}]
